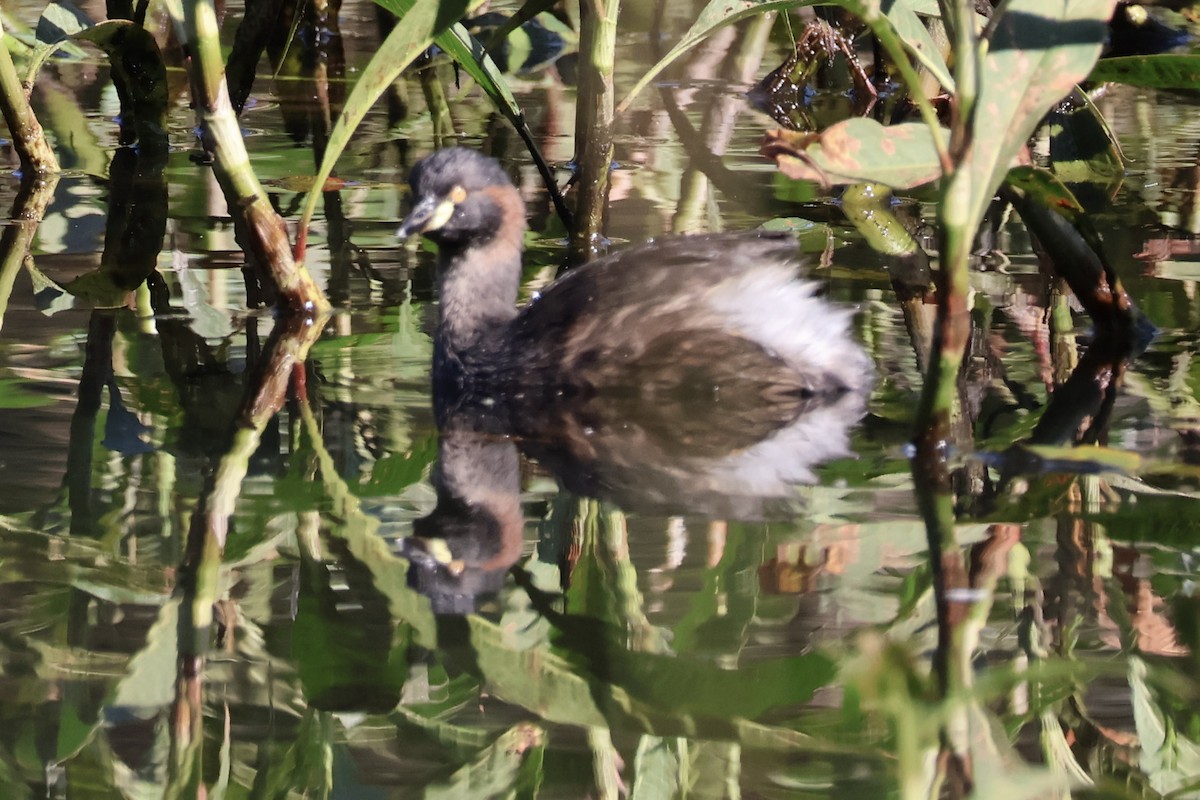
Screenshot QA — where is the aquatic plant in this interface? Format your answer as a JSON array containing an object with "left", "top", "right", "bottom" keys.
[{"left": 5, "top": 1, "right": 1200, "bottom": 797}]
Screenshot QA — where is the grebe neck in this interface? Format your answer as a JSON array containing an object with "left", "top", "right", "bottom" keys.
[{"left": 436, "top": 243, "right": 521, "bottom": 357}]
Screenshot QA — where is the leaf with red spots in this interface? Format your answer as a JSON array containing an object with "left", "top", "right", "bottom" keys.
[
  {"left": 762, "top": 121, "right": 945, "bottom": 189},
  {"left": 953, "top": 0, "right": 1117, "bottom": 237}
]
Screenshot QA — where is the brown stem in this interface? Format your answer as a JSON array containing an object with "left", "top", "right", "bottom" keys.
[
  {"left": 177, "top": 0, "right": 329, "bottom": 314},
  {"left": 0, "top": 20, "right": 58, "bottom": 174},
  {"left": 0, "top": 174, "right": 58, "bottom": 332},
  {"left": 569, "top": 0, "right": 620, "bottom": 263}
]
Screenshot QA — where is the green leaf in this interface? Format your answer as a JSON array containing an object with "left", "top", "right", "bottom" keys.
[
  {"left": 73, "top": 21, "right": 168, "bottom": 145},
  {"left": 859, "top": 0, "right": 953, "bottom": 92},
  {"left": 435, "top": 22, "right": 571, "bottom": 225},
  {"left": 0, "top": 379, "right": 52, "bottom": 409},
  {"left": 955, "top": 0, "right": 1116, "bottom": 235},
  {"left": 438, "top": 23, "right": 525, "bottom": 129},
  {"left": 422, "top": 724, "right": 545, "bottom": 800},
  {"left": 25, "top": 1, "right": 91, "bottom": 84},
  {"left": 1004, "top": 443, "right": 1142, "bottom": 476},
  {"left": 763, "top": 121, "right": 945, "bottom": 189},
  {"left": 1004, "top": 165, "right": 1085, "bottom": 218},
  {"left": 467, "top": 615, "right": 862, "bottom": 751},
  {"left": 34, "top": 0, "right": 90, "bottom": 42},
  {"left": 354, "top": 434, "right": 437, "bottom": 496},
  {"left": 1089, "top": 54, "right": 1200, "bottom": 90},
  {"left": 297, "top": 0, "right": 484, "bottom": 237}
]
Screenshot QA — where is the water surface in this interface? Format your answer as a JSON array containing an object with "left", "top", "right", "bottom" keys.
[{"left": 0, "top": 2, "right": 1198, "bottom": 796}]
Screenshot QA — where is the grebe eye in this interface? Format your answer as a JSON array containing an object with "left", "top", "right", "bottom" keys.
[{"left": 449, "top": 185, "right": 468, "bottom": 204}]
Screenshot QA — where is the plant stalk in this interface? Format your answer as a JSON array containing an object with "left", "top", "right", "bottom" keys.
[
  {"left": 0, "top": 174, "right": 57, "bottom": 332},
  {"left": 569, "top": 0, "right": 620, "bottom": 262},
  {"left": 171, "top": 0, "right": 329, "bottom": 314},
  {"left": 0, "top": 19, "right": 57, "bottom": 174}
]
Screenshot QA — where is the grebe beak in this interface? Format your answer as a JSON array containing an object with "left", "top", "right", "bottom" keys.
[{"left": 398, "top": 194, "right": 456, "bottom": 238}]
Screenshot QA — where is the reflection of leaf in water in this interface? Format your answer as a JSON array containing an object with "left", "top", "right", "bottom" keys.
[
  {"left": 28, "top": 0, "right": 90, "bottom": 62},
  {"left": 1075, "top": 474, "right": 1200, "bottom": 551},
  {"left": 108, "top": 597, "right": 178, "bottom": 712},
  {"left": 1153, "top": 261, "right": 1200, "bottom": 282},
  {"left": 396, "top": 670, "right": 480, "bottom": 721},
  {"left": 293, "top": 555, "right": 410, "bottom": 712},
  {"left": 61, "top": 270, "right": 132, "bottom": 309},
  {"left": 1090, "top": 55, "right": 1200, "bottom": 90},
  {"left": 1040, "top": 709, "right": 1092, "bottom": 787},
  {"left": 24, "top": 260, "right": 72, "bottom": 316},
  {"left": 309, "top": 332, "right": 391, "bottom": 353},
  {"left": 621, "top": 0, "right": 814, "bottom": 114},
  {"left": 421, "top": 723, "right": 544, "bottom": 800},
  {"left": 169, "top": 250, "right": 234, "bottom": 341},
  {"left": 992, "top": 443, "right": 1142, "bottom": 476},
  {"left": 298, "top": 399, "right": 439, "bottom": 645},
  {"left": 354, "top": 434, "right": 437, "bottom": 497},
  {"left": 263, "top": 175, "right": 353, "bottom": 193},
  {"left": 470, "top": 613, "right": 839, "bottom": 728},
  {"left": 969, "top": 711, "right": 1073, "bottom": 800},
  {"left": 72, "top": 21, "right": 168, "bottom": 145},
  {"left": 35, "top": 87, "right": 107, "bottom": 176},
  {"left": 631, "top": 736, "right": 684, "bottom": 798},
  {"left": 1130, "top": 656, "right": 1200, "bottom": 795},
  {"left": 34, "top": 1, "right": 90, "bottom": 43},
  {"left": 670, "top": 522, "right": 766, "bottom": 656},
  {"left": 0, "top": 379, "right": 53, "bottom": 409},
  {"left": 758, "top": 217, "right": 831, "bottom": 253}
]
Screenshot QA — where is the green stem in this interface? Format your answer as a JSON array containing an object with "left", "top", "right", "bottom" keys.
[
  {"left": 0, "top": 20, "right": 57, "bottom": 173},
  {"left": 842, "top": 183, "right": 934, "bottom": 370},
  {"left": 169, "top": 0, "right": 329, "bottom": 314},
  {"left": 570, "top": 0, "right": 620, "bottom": 261},
  {"left": 868, "top": 27, "right": 950, "bottom": 173},
  {"left": 944, "top": 0, "right": 979, "bottom": 147}
]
